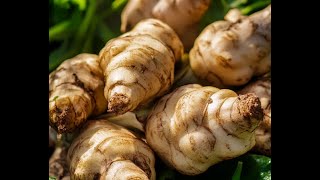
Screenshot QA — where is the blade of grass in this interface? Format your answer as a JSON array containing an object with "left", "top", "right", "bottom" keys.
[{"left": 232, "top": 161, "right": 243, "bottom": 180}]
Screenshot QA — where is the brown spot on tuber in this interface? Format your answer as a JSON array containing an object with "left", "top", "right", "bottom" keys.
[
  {"left": 237, "top": 93, "right": 263, "bottom": 120},
  {"left": 108, "top": 93, "right": 130, "bottom": 115}
]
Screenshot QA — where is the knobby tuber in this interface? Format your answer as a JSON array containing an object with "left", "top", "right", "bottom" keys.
[
  {"left": 49, "top": 53, "right": 107, "bottom": 133},
  {"left": 146, "top": 84, "right": 263, "bottom": 175},
  {"left": 49, "top": 146, "right": 70, "bottom": 180},
  {"left": 238, "top": 73, "right": 271, "bottom": 156},
  {"left": 99, "top": 18, "right": 183, "bottom": 115},
  {"left": 189, "top": 5, "right": 271, "bottom": 88},
  {"left": 67, "top": 120, "right": 156, "bottom": 180},
  {"left": 121, "top": 0, "right": 211, "bottom": 50}
]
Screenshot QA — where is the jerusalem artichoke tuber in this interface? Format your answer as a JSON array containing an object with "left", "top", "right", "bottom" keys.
[
  {"left": 121, "top": 0, "right": 211, "bottom": 50},
  {"left": 49, "top": 53, "right": 107, "bottom": 133},
  {"left": 67, "top": 119, "right": 156, "bottom": 180},
  {"left": 238, "top": 73, "right": 271, "bottom": 156},
  {"left": 146, "top": 84, "right": 263, "bottom": 175},
  {"left": 99, "top": 18, "right": 183, "bottom": 115},
  {"left": 189, "top": 5, "right": 271, "bottom": 88}
]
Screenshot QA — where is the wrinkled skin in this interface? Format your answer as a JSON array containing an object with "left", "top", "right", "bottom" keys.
[
  {"left": 67, "top": 120, "right": 156, "bottom": 180},
  {"left": 121, "top": 0, "right": 210, "bottom": 50},
  {"left": 189, "top": 5, "right": 271, "bottom": 88},
  {"left": 99, "top": 19, "right": 183, "bottom": 115},
  {"left": 238, "top": 73, "right": 271, "bottom": 156},
  {"left": 146, "top": 84, "right": 263, "bottom": 175},
  {"left": 49, "top": 54, "right": 107, "bottom": 133},
  {"left": 49, "top": 146, "right": 70, "bottom": 180}
]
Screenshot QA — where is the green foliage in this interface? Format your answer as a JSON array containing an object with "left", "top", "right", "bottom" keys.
[
  {"left": 49, "top": 0, "right": 128, "bottom": 72},
  {"left": 232, "top": 161, "right": 243, "bottom": 180},
  {"left": 49, "top": 176, "right": 56, "bottom": 180}
]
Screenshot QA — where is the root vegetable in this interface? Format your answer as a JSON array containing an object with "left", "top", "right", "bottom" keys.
[
  {"left": 67, "top": 119, "right": 156, "bottom": 180},
  {"left": 49, "top": 53, "right": 107, "bottom": 133},
  {"left": 238, "top": 73, "right": 271, "bottom": 156},
  {"left": 99, "top": 18, "right": 183, "bottom": 115},
  {"left": 121, "top": 0, "right": 211, "bottom": 50},
  {"left": 189, "top": 5, "right": 271, "bottom": 88},
  {"left": 49, "top": 146, "right": 70, "bottom": 180},
  {"left": 145, "top": 84, "right": 263, "bottom": 175}
]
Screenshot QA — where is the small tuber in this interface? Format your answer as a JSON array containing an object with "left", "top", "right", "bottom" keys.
[
  {"left": 67, "top": 119, "right": 156, "bottom": 180},
  {"left": 49, "top": 53, "right": 107, "bottom": 133},
  {"left": 189, "top": 5, "right": 271, "bottom": 88}
]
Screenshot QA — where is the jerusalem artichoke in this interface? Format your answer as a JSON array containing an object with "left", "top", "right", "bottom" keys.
[
  {"left": 49, "top": 53, "right": 107, "bottom": 133},
  {"left": 50, "top": 146, "right": 70, "bottom": 180},
  {"left": 238, "top": 73, "right": 271, "bottom": 156},
  {"left": 67, "top": 119, "right": 156, "bottom": 180},
  {"left": 99, "top": 18, "right": 183, "bottom": 115},
  {"left": 146, "top": 84, "right": 263, "bottom": 175},
  {"left": 121, "top": 0, "right": 211, "bottom": 50},
  {"left": 189, "top": 5, "right": 271, "bottom": 88}
]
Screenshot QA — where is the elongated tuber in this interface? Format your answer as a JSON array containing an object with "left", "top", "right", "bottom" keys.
[
  {"left": 146, "top": 84, "right": 263, "bottom": 175},
  {"left": 99, "top": 18, "right": 183, "bottom": 115},
  {"left": 121, "top": 0, "right": 211, "bottom": 50},
  {"left": 238, "top": 73, "right": 271, "bottom": 156},
  {"left": 67, "top": 119, "right": 156, "bottom": 180},
  {"left": 189, "top": 5, "right": 271, "bottom": 88},
  {"left": 49, "top": 53, "right": 107, "bottom": 133}
]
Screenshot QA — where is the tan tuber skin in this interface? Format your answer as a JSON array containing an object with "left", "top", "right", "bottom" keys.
[
  {"left": 146, "top": 84, "right": 263, "bottom": 175},
  {"left": 49, "top": 53, "right": 108, "bottom": 133},
  {"left": 189, "top": 5, "right": 271, "bottom": 88},
  {"left": 238, "top": 73, "right": 271, "bottom": 156},
  {"left": 99, "top": 18, "right": 183, "bottom": 115},
  {"left": 67, "top": 119, "right": 156, "bottom": 180},
  {"left": 121, "top": 0, "right": 211, "bottom": 50},
  {"left": 49, "top": 146, "right": 70, "bottom": 180}
]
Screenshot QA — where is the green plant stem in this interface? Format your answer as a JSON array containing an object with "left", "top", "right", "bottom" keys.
[{"left": 49, "top": 20, "right": 72, "bottom": 42}]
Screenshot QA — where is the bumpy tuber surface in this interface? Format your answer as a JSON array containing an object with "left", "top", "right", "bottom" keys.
[
  {"left": 67, "top": 119, "right": 156, "bottom": 180},
  {"left": 146, "top": 84, "right": 263, "bottom": 175},
  {"left": 238, "top": 73, "right": 271, "bottom": 156},
  {"left": 121, "top": 0, "right": 211, "bottom": 50},
  {"left": 49, "top": 53, "right": 107, "bottom": 133},
  {"left": 99, "top": 18, "right": 183, "bottom": 115},
  {"left": 49, "top": 146, "right": 70, "bottom": 180},
  {"left": 189, "top": 5, "right": 271, "bottom": 88}
]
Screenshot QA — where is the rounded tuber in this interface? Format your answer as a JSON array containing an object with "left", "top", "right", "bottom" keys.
[
  {"left": 146, "top": 84, "right": 263, "bottom": 175},
  {"left": 121, "top": 0, "right": 211, "bottom": 50},
  {"left": 189, "top": 5, "right": 271, "bottom": 88},
  {"left": 67, "top": 119, "right": 156, "bottom": 180},
  {"left": 49, "top": 53, "right": 107, "bottom": 133}
]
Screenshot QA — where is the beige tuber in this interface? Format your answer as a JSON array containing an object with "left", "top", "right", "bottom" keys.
[
  {"left": 49, "top": 53, "right": 108, "bottom": 133},
  {"left": 67, "top": 119, "right": 156, "bottom": 180},
  {"left": 99, "top": 18, "right": 183, "bottom": 115},
  {"left": 146, "top": 84, "right": 263, "bottom": 175},
  {"left": 121, "top": 0, "right": 211, "bottom": 50},
  {"left": 189, "top": 5, "right": 271, "bottom": 88},
  {"left": 238, "top": 73, "right": 271, "bottom": 156}
]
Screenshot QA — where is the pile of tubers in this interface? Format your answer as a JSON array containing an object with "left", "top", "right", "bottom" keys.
[{"left": 49, "top": 1, "right": 271, "bottom": 179}]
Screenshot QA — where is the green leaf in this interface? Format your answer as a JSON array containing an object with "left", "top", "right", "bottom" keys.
[
  {"left": 232, "top": 161, "right": 243, "bottom": 180},
  {"left": 72, "top": 0, "right": 87, "bottom": 10},
  {"left": 49, "top": 96, "right": 59, "bottom": 102},
  {"left": 111, "top": 0, "right": 128, "bottom": 11},
  {"left": 49, "top": 176, "right": 56, "bottom": 180}
]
